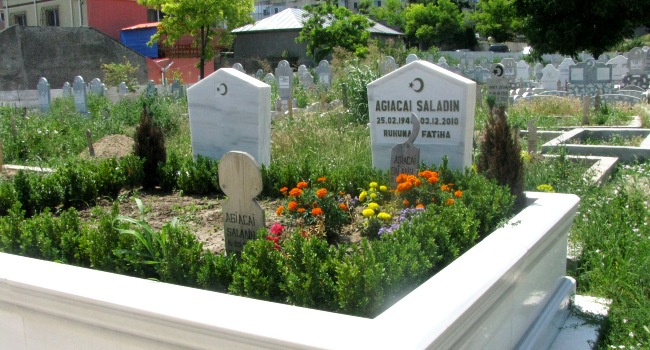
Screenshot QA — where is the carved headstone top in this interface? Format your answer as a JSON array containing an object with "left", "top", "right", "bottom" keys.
[
  {"left": 73, "top": 76, "right": 88, "bottom": 114},
  {"left": 37, "top": 77, "right": 50, "bottom": 113},
  {"left": 218, "top": 151, "right": 265, "bottom": 254}
]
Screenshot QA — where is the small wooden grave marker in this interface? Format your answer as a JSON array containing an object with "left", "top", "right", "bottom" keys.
[
  {"left": 527, "top": 119, "right": 538, "bottom": 155},
  {"left": 9, "top": 113, "right": 18, "bottom": 140},
  {"left": 390, "top": 113, "right": 421, "bottom": 189},
  {"left": 0, "top": 141, "right": 4, "bottom": 172},
  {"left": 86, "top": 129, "right": 95, "bottom": 157},
  {"left": 218, "top": 151, "right": 265, "bottom": 254},
  {"left": 582, "top": 95, "right": 591, "bottom": 125}
]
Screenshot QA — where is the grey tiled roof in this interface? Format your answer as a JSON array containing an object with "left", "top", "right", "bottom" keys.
[{"left": 232, "top": 8, "right": 403, "bottom": 35}]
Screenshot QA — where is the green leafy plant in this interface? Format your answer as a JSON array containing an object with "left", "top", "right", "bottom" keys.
[{"left": 101, "top": 58, "right": 140, "bottom": 92}]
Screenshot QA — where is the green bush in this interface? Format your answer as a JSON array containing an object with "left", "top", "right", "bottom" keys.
[
  {"left": 197, "top": 251, "right": 237, "bottom": 293},
  {"left": 0, "top": 181, "right": 17, "bottom": 216}
]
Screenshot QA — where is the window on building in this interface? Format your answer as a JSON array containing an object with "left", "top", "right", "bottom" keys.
[
  {"left": 42, "top": 6, "right": 60, "bottom": 26},
  {"left": 353, "top": 2, "right": 358, "bottom": 9},
  {"left": 13, "top": 12, "right": 27, "bottom": 26},
  {"left": 376, "top": 1, "right": 381, "bottom": 6},
  {"left": 0, "top": 13, "right": 5, "bottom": 24},
  {"left": 147, "top": 9, "right": 165, "bottom": 22}
]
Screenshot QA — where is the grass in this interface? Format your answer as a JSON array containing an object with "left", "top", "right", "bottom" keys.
[{"left": 1, "top": 70, "right": 650, "bottom": 347}]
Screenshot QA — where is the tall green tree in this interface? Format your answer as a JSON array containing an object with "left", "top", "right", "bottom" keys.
[
  {"left": 297, "top": 0, "right": 372, "bottom": 62},
  {"left": 515, "top": 0, "right": 650, "bottom": 58},
  {"left": 472, "top": 0, "right": 520, "bottom": 43},
  {"left": 371, "top": 0, "right": 407, "bottom": 30},
  {"left": 138, "top": 0, "right": 254, "bottom": 79},
  {"left": 403, "top": 0, "right": 475, "bottom": 50}
]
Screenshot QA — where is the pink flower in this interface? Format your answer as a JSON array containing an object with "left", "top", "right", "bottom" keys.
[{"left": 270, "top": 223, "right": 285, "bottom": 236}]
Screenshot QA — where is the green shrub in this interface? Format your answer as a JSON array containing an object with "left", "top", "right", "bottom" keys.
[
  {"left": 177, "top": 155, "right": 219, "bottom": 195},
  {"left": 133, "top": 104, "right": 167, "bottom": 190},
  {"left": 477, "top": 106, "right": 525, "bottom": 211},
  {"left": 0, "top": 181, "right": 17, "bottom": 216},
  {"left": 197, "top": 251, "right": 237, "bottom": 293},
  {"left": 229, "top": 231, "right": 287, "bottom": 303}
]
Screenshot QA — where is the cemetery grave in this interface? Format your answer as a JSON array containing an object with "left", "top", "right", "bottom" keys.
[{"left": 1, "top": 47, "right": 650, "bottom": 349}]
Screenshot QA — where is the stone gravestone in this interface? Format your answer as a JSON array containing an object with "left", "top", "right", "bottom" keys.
[
  {"left": 187, "top": 67, "right": 271, "bottom": 166},
  {"left": 471, "top": 67, "right": 492, "bottom": 84},
  {"left": 171, "top": 79, "right": 184, "bottom": 99},
  {"left": 255, "top": 69, "right": 264, "bottom": 80},
  {"left": 568, "top": 58, "right": 613, "bottom": 96},
  {"left": 487, "top": 76, "right": 511, "bottom": 108},
  {"left": 232, "top": 63, "right": 245, "bottom": 73},
  {"left": 275, "top": 60, "right": 293, "bottom": 112},
  {"left": 62, "top": 82, "right": 71, "bottom": 97},
  {"left": 72, "top": 76, "right": 88, "bottom": 114},
  {"left": 367, "top": 60, "right": 476, "bottom": 171},
  {"left": 299, "top": 72, "right": 314, "bottom": 88},
  {"left": 558, "top": 58, "right": 575, "bottom": 89},
  {"left": 379, "top": 56, "right": 398, "bottom": 76},
  {"left": 516, "top": 60, "right": 530, "bottom": 83},
  {"left": 264, "top": 73, "right": 275, "bottom": 86},
  {"left": 389, "top": 114, "right": 420, "bottom": 189},
  {"left": 89, "top": 78, "right": 104, "bottom": 95},
  {"left": 607, "top": 55, "right": 629, "bottom": 83},
  {"left": 540, "top": 64, "right": 560, "bottom": 90},
  {"left": 627, "top": 47, "right": 646, "bottom": 75},
  {"left": 316, "top": 60, "right": 331, "bottom": 88},
  {"left": 218, "top": 151, "right": 265, "bottom": 254},
  {"left": 118, "top": 82, "right": 129, "bottom": 96},
  {"left": 145, "top": 80, "right": 157, "bottom": 97},
  {"left": 297, "top": 65, "right": 308, "bottom": 76},
  {"left": 37, "top": 77, "right": 50, "bottom": 113},
  {"left": 436, "top": 57, "right": 450, "bottom": 70},
  {"left": 406, "top": 54, "right": 419, "bottom": 64}
]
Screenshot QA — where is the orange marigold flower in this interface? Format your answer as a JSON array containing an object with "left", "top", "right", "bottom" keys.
[
  {"left": 414, "top": 178, "right": 422, "bottom": 187},
  {"left": 289, "top": 188, "right": 303, "bottom": 197},
  {"left": 338, "top": 202, "right": 348, "bottom": 211},
  {"left": 445, "top": 198, "right": 455, "bottom": 206},
  {"left": 396, "top": 182, "right": 412, "bottom": 192},
  {"left": 279, "top": 187, "right": 288, "bottom": 195},
  {"left": 454, "top": 190, "right": 463, "bottom": 198},
  {"left": 296, "top": 181, "right": 308, "bottom": 189},
  {"left": 428, "top": 175, "right": 439, "bottom": 184},
  {"left": 403, "top": 199, "right": 409, "bottom": 207},
  {"left": 288, "top": 201, "right": 298, "bottom": 211},
  {"left": 276, "top": 206, "right": 284, "bottom": 215},
  {"left": 407, "top": 175, "right": 418, "bottom": 184},
  {"left": 441, "top": 184, "right": 450, "bottom": 192},
  {"left": 297, "top": 208, "right": 306, "bottom": 213},
  {"left": 311, "top": 207, "right": 324, "bottom": 216},
  {"left": 339, "top": 191, "right": 345, "bottom": 196},
  {"left": 317, "top": 177, "right": 327, "bottom": 182},
  {"left": 396, "top": 174, "right": 409, "bottom": 183},
  {"left": 416, "top": 203, "right": 425, "bottom": 209},
  {"left": 316, "top": 188, "right": 327, "bottom": 199}
]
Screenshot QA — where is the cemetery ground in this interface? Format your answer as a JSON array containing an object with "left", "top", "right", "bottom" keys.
[{"left": 1, "top": 88, "right": 650, "bottom": 347}]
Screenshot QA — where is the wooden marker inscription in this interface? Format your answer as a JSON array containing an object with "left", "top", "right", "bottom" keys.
[
  {"left": 390, "top": 113, "right": 421, "bottom": 189},
  {"left": 218, "top": 151, "right": 265, "bottom": 254}
]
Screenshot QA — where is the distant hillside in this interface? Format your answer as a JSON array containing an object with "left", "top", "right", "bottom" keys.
[{"left": 0, "top": 25, "right": 148, "bottom": 91}]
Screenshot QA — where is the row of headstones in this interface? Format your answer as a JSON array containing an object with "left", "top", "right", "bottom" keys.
[
  {"left": 233, "top": 60, "right": 332, "bottom": 112},
  {"left": 187, "top": 59, "right": 476, "bottom": 252},
  {"left": 510, "top": 84, "right": 648, "bottom": 106},
  {"left": 36, "top": 76, "right": 186, "bottom": 114},
  {"left": 386, "top": 46, "right": 650, "bottom": 92}
]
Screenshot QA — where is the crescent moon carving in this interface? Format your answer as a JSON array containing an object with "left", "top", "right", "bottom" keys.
[
  {"left": 410, "top": 78, "right": 424, "bottom": 93},
  {"left": 493, "top": 65, "right": 504, "bottom": 77},
  {"left": 218, "top": 83, "right": 228, "bottom": 96}
]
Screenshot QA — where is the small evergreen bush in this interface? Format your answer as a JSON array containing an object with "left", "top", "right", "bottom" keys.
[{"left": 133, "top": 104, "right": 167, "bottom": 190}]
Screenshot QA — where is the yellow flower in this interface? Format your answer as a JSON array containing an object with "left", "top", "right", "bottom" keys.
[
  {"left": 370, "top": 193, "right": 377, "bottom": 199},
  {"left": 521, "top": 151, "right": 532, "bottom": 162},
  {"left": 379, "top": 185, "right": 388, "bottom": 192},
  {"left": 362, "top": 208, "right": 375, "bottom": 217},
  {"left": 536, "top": 184, "right": 555, "bottom": 193},
  {"left": 359, "top": 191, "right": 368, "bottom": 202},
  {"left": 377, "top": 212, "right": 391, "bottom": 220},
  {"left": 367, "top": 202, "right": 380, "bottom": 210},
  {"left": 369, "top": 181, "right": 378, "bottom": 188}
]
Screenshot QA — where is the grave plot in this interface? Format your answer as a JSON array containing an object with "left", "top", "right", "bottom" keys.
[{"left": 542, "top": 128, "right": 650, "bottom": 162}]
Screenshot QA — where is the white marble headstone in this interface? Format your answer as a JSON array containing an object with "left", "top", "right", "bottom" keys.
[
  {"left": 367, "top": 60, "right": 476, "bottom": 171},
  {"left": 37, "top": 77, "right": 50, "bottom": 113},
  {"left": 73, "top": 76, "right": 88, "bottom": 114},
  {"left": 558, "top": 58, "right": 575, "bottom": 88},
  {"left": 316, "top": 60, "right": 331, "bottom": 87},
  {"left": 607, "top": 55, "right": 628, "bottom": 82},
  {"left": 516, "top": 60, "right": 530, "bottom": 82},
  {"left": 541, "top": 64, "right": 559, "bottom": 90},
  {"left": 187, "top": 68, "right": 271, "bottom": 166}
]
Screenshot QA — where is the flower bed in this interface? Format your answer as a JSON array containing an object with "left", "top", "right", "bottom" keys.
[{"left": 0, "top": 191, "right": 579, "bottom": 349}]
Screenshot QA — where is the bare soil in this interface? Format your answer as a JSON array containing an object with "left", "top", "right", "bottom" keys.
[{"left": 67, "top": 134, "right": 361, "bottom": 254}]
